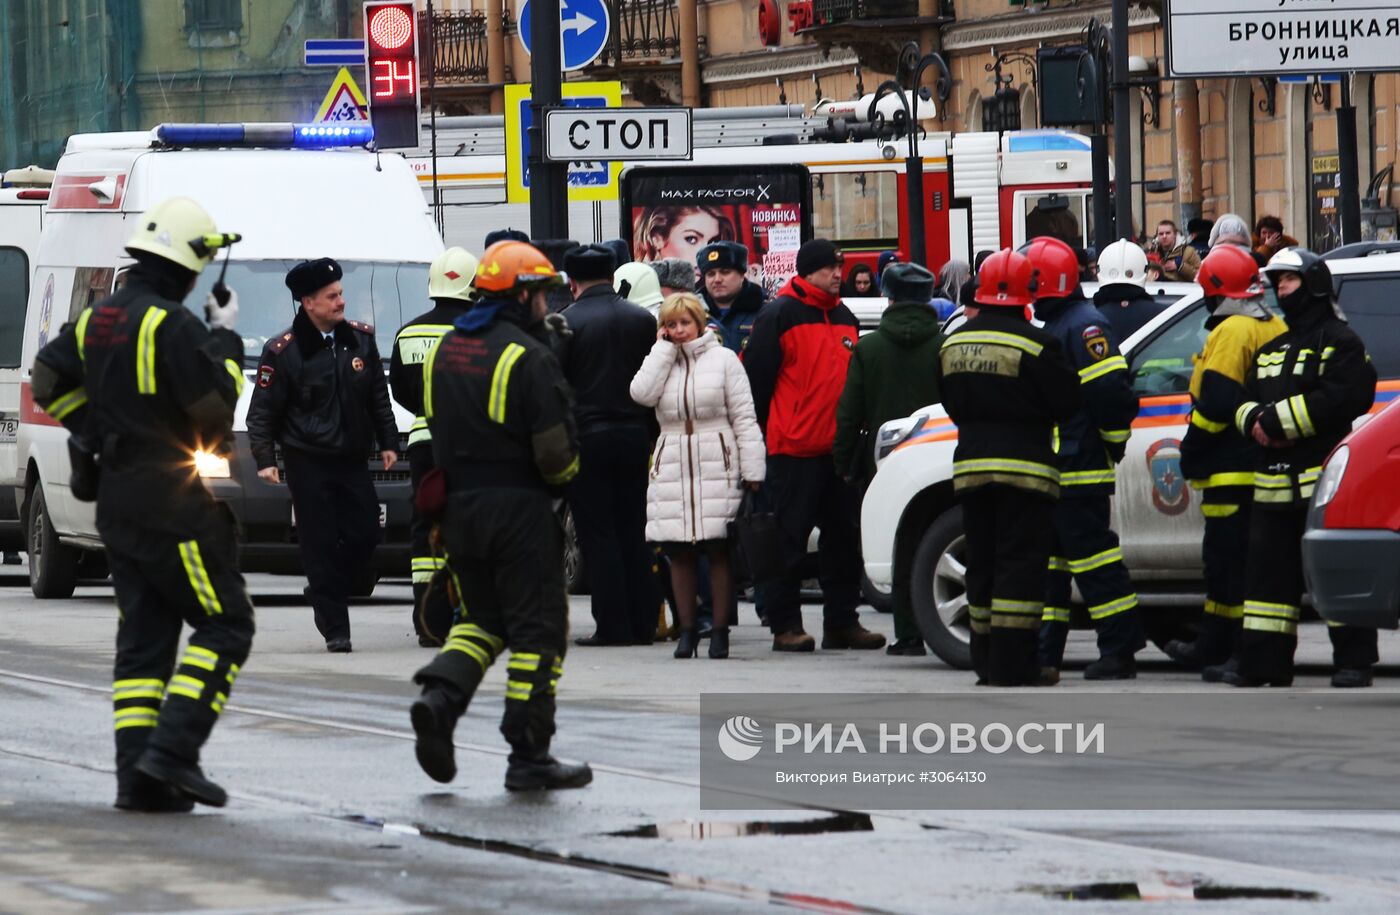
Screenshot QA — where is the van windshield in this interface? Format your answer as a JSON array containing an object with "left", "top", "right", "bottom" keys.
[{"left": 187, "top": 260, "right": 431, "bottom": 364}]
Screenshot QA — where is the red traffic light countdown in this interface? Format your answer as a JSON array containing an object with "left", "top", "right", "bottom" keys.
[{"left": 363, "top": 1, "right": 420, "bottom": 149}]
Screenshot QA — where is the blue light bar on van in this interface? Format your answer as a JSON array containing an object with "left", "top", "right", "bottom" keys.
[
  {"left": 154, "top": 123, "right": 375, "bottom": 149},
  {"left": 1006, "top": 133, "right": 1092, "bottom": 154}
]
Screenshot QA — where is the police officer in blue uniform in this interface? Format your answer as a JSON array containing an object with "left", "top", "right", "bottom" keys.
[
  {"left": 697, "top": 241, "right": 766, "bottom": 352},
  {"left": 247, "top": 258, "right": 399, "bottom": 652}
]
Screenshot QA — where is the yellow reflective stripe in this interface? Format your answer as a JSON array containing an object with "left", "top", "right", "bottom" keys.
[
  {"left": 211, "top": 691, "right": 228, "bottom": 714},
  {"left": 1201, "top": 503, "right": 1239, "bottom": 518},
  {"left": 74, "top": 307, "right": 92, "bottom": 362},
  {"left": 113, "top": 684, "right": 164, "bottom": 701},
  {"left": 944, "top": 330, "right": 1044, "bottom": 356},
  {"left": 544, "top": 453, "right": 581, "bottom": 485},
  {"left": 1289, "top": 395, "right": 1315, "bottom": 437},
  {"left": 223, "top": 358, "right": 246, "bottom": 397},
  {"left": 1274, "top": 401, "right": 1299, "bottom": 439},
  {"left": 1067, "top": 547, "right": 1123, "bottom": 574},
  {"left": 422, "top": 334, "right": 445, "bottom": 420},
  {"left": 166, "top": 674, "right": 205, "bottom": 701},
  {"left": 1047, "top": 556, "right": 1069, "bottom": 572},
  {"left": 1062, "top": 469, "right": 1117, "bottom": 486},
  {"left": 136, "top": 307, "right": 168, "bottom": 395},
  {"left": 1243, "top": 616, "right": 1297, "bottom": 634},
  {"left": 488, "top": 343, "right": 527, "bottom": 424},
  {"left": 1244, "top": 600, "right": 1299, "bottom": 618},
  {"left": 1204, "top": 600, "right": 1244, "bottom": 619},
  {"left": 990, "top": 598, "right": 1041, "bottom": 616},
  {"left": 1235, "top": 400, "right": 1260, "bottom": 434},
  {"left": 1254, "top": 472, "right": 1292, "bottom": 489},
  {"left": 398, "top": 325, "right": 455, "bottom": 339},
  {"left": 444, "top": 639, "right": 492, "bottom": 671},
  {"left": 1088, "top": 594, "right": 1138, "bottom": 620},
  {"left": 507, "top": 652, "right": 541, "bottom": 671},
  {"left": 1190, "top": 411, "right": 1228, "bottom": 433},
  {"left": 1079, "top": 355, "right": 1128, "bottom": 383},
  {"left": 953, "top": 458, "right": 1059, "bottom": 481},
  {"left": 113, "top": 709, "right": 159, "bottom": 729},
  {"left": 990, "top": 613, "right": 1041, "bottom": 630},
  {"left": 179, "top": 645, "right": 219, "bottom": 671},
  {"left": 1042, "top": 606, "right": 1071, "bottom": 623},
  {"left": 551, "top": 658, "right": 564, "bottom": 675},
  {"left": 46, "top": 387, "right": 88, "bottom": 422},
  {"left": 506, "top": 689, "right": 532, "bottom": 702},
  {"left": 1190, "top": 471, "right": 1255, "bottom": 489},
  {"left": 968, "top": 604, "right": 991, "bottom": 634},
  {"left": 1099, "top": 428, "right": 1131, "bottom": 443},
  {"left": 448, "top": 622, "right": 505, "bottom": 653},
  {"left": 178, "top": 540, "right": 224, "bottom": 616}
]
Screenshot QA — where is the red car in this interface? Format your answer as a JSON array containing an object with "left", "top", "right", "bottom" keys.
[{"left": 1303, "top": 394, "right": 1400, "bottom": 628}]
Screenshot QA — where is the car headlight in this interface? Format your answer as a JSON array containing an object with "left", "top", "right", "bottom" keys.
[
  {"left": 194, "top": 449, "right": 231, "bottom": 479},
  {"left": 876, "top": 415, "right": 929, "bottom": 464},
  {"left": 1314, "top": 445, "right": 1348, "bottom": 507}
]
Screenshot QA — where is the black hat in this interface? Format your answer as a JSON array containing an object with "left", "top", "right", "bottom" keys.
[
  {"left": 881, "top": 262, "right": 936, "bottom": 304},
  {"left": 697, "top": 241, "right": 748, "bottom": 274},
  {"left": 484, "top": 227, "right": 531, "bottom": 247},
  {"left": 796, "top": 238, "right": 841, "bottom": 277},
  {"left": 285, "top": 257, "right": 343, "bottom": 301},
  {"left": 601, "top": 238, "right": 632, "bottom": 267},
  {"left": 563, "top": 243, "right": 617, "bottom": 281},
  {"left": 1187, "top": 217, "right": 1214, "bottom": 237}
]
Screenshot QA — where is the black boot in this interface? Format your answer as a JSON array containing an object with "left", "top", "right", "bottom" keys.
[
  {"left": 1332, "top": 668, "right": 1374, "bottom": 689},
  {"left": 410, "top": 687, "right": 462, "bottom": 783},
  {"left": 504, "top": 751, "right": 593, "bottom": 791},
  {"left": 135, "top": 748, "right": 227, "bottom": 808},
  {"left": 708, "top": 628, "right": 730, "bottom": 659},
  {"left": 1202, "top": 656, "right": 1239, "bottom": 683},
  {"left": 674, "top": 628, "right": 699, "bottom": 658},
  {"left": 115, "top": 771, "right": 195, "bottom": 814},
  {"left": 1084, "top": 654, "right": 1137, "bottom": 680}
]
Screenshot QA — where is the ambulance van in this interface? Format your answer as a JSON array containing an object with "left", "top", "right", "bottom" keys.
[{"left": 15, "top": 123, "right": 443, "bottom": 598}]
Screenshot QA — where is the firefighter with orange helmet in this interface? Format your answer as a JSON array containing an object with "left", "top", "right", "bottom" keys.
[
  {"left": 935, "top": 249, "right": 1079, "bottom": 686},
  {"left": 407, "top": 239, "right": 592, "bottom": 791},
  {"left": 1165, "top": 244, "right": 1285, "bottom": 671},
  {"left": 1021, "top": 236, "right": 1144, "bottom": 682}
]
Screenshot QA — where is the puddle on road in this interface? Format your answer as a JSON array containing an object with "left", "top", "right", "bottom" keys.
[
  {"left": 610, "top": 811, "right": 875, "bottom": 839},
  {"left": 1032, "top": 881, "right": 1323, "bottom": 902}
]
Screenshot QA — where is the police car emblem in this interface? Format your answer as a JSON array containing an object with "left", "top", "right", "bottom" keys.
[
  {"left": 1083, "top": 324, "right": 1109, "bottom": 361},
  {"left": 1146, "top": 438, "right": 1189, "bottom": 516},
  {"left": 351, "top": 356, "right": 365, "bottom": 372},
  {"left": 257, "top": 365, "right": 275, "bottom": 388}
]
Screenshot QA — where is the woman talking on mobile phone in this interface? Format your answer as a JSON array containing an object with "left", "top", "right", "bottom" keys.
[{"left": 629, "top": 293, "right": 765, "bottom": 659}]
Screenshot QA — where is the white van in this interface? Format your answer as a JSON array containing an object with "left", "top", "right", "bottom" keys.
[
  {"left": 0, "top": 174, "right": 52, "bottom": 554},
  {"left": 16, "top": 123, "right": 443, "bottom": 598}
]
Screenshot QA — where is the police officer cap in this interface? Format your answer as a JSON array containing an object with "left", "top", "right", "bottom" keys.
[
  {"left": 484, "top": 227, "right": 531, "bottom": 247},
  {"left": 286, "top": 257, "right": 343, "bottom": 300},
  {"left": 881, "top": 262, "right": 936, "bottom": 304},
  {"left": 563, "top": 243, "right": 617, "bottom": 281},
  {"left": 697, "top": 241, "right": 748, "bottom": 274}
]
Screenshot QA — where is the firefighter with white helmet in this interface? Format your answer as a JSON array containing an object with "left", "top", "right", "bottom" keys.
[
  {"left": 1092, "top": 238, "right": 1164, "bottom": 343},
  {"left": 31, "top": 196, "right": 252, "bottom": 811},
  {"left": 408, "top": 239, "right": 592, "bottom": 791},
  {"left": 390, "top": 246, "right": 480, "bottom": 645}
]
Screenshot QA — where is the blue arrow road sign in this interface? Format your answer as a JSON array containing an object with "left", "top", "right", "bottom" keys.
[
  {"left": 305, "top": 39, "right": 366, "bottom": 67},
  {"left": 519, "top": 0, "right": 611, "bottom": 72},
  {"left": 516, "top": 94, "right": 612, "bottom": 188}
]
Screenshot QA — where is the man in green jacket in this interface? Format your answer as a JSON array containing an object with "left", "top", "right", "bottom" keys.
[{"left": 834, "top": 262, "right": 944, "bottom": 655}]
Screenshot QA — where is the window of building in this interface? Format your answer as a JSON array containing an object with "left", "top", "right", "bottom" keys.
[
  {"left": 186, "top": 0, "right": 242, "bottom": 30},
  {"left": 810, "top": 171, "right": 900, "bottom": 249},
  {"left": 0, "top": 249, "right": 28, "bottom": 368}
]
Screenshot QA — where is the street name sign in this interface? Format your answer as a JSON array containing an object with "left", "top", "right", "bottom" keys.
[
  {"left": 1165, "top": 0, "right": 1400, "bottom": 77},
  {"left": 544, "top": 108, "right": 692, "bottom": 161}
]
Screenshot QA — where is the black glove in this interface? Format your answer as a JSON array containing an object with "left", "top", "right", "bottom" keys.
[{"left": 67, "top": 435, "right": 100, "bottom": 503}]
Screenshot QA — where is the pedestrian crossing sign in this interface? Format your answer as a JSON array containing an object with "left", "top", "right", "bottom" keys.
[{"left": 314, "top": 68, "right": 370, "bottom": 123}]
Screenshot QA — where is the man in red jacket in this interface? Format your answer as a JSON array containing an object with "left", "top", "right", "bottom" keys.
[{"left": 744, "top": 239, "right": 886, "bottom": 652}]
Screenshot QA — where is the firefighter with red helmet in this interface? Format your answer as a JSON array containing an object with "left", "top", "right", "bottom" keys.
[
  {"left": 1218, "top": 247, "right": 1377, "bottom": 688},
  {"left": 1165, "top": 244, "right": 1284, "bottom": 671},
  {"left": 1021, "top": 236, "right": 1144, "bottom": 681},
  {"left": 408, "top": 239, "right": 593, "bottom": 790},
  {"left": 936, "top": 249, "right": 1079, "bottom": 686}
]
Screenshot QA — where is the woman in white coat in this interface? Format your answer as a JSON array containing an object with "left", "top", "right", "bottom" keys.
[{"left": 630, "top": 293, "right": 765, "bottom": 659}]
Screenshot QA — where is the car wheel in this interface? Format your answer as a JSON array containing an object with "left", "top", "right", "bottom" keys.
[
  {"left": 861, "top": 572, "right": 894, "bottom": 613},
  {"left": 909, "top": 507, "right": 973, "bottom": 669},
  {"left": 28, "top": 485, "right": 78, "bottom": 600},
  {"left": 562, "top": 504, "right": 588, "bottom": 595}
]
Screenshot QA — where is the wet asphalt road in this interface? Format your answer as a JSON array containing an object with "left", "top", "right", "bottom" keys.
[{"left": 4, "top": 570, "right": 1400, "bottom": 913}]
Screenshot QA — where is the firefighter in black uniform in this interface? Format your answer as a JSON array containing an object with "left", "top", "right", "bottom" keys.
[
  {"left": 408, "top": 239, "right": 592, "bottom": 790},
  {"left": 390, "top": 246, "right": 479, "bottom": 645},
  {"left": 937, "top": 249, "right": 1080, "bottom": 686},
  {"left": 32, "top": 197, "right": 251, "bottom": 810},
  {"left": 1166, "top": 244, "right": 1284, "bottom": 670},
  {"left": 1023, "top": 236, "right": 1145, "bottom": 681},
  {"left": 246, "top": 258, "right": 399, "bottom": 653},
  {"left": 1217, "top": 247, "right": 1378, "bottom": 688}
]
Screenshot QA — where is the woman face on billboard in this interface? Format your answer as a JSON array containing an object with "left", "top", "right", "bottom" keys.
[{"left": 634, "top": 205, "right": 737, "bottom": 263}]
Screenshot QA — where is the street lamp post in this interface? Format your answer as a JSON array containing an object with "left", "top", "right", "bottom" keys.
[
  {"left": 868, "top": 45, "right": 952, "bottom": 268},
  {"left": 1078, "top": 19, "right": 1114, "bottom": 253}
]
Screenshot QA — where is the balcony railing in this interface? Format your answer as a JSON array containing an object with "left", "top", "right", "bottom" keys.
[
  {"left": 810, "top": 0, "right": 953, "bottom": 26},
  {"left": 420, "top": 10, "right": 490, "bottom": 84},
  {"left": 597, "top": 0, "right": 695, "bottom": 67}
]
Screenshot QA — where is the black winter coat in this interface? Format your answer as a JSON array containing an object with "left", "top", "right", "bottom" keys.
[{"left": 556, "top": 284, "right": 657, "bottom": 435}]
